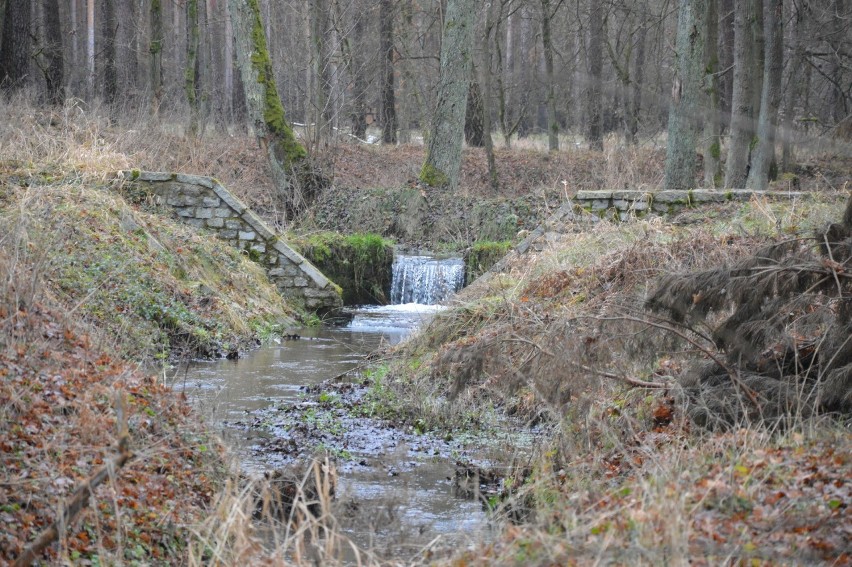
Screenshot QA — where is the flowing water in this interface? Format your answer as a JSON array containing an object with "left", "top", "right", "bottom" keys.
[{"left": 172, "top": 255, "right": 503, "bottom": 556}]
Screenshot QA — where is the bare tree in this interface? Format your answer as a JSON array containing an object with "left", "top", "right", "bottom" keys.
[
  {"left": 228, "top": 0, "right": 307, "bottom": 213},
  {"left": 420, "top": 0, "right": 476, "bottom": 189},
  {"left": 0, "top": 0, "right": 30, "bottom": 89},
  {"left": 724, "top": 0, "right": 761, "bottom": 188},
  {"left": 151, "top": 0, "right": 164, "bottom": 115},
  {"left": 746, "top": 0, "right": 782, "bottom": 189},
  {"left": 541, "top": 0, "right": 559, "bottom": 151},
  {"left": 379, "top": 0, "right": 397, "bottom": 144},
  {"left": 40, "top": 0, "right": 64, "bottom": 104},
  {"left": 664, "top": 0, "right": 707, "bottom": 191},
  {"left": 587, "top": 1, "right": 604, "bottom": 151}
]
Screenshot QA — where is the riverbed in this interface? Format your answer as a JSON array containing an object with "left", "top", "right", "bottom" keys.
[{"left": 172, "top": 301, "right": 513, "bottom": 558}]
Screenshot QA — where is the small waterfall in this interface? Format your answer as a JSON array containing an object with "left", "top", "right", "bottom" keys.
[{"left": 390, "top": 255, "right": 465, "bottom": 305}]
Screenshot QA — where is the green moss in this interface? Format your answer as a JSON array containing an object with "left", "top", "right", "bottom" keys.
[
  {"left": 130, "top": 169, "right": 140, "bottom": 181},
  {"left": 465, "top": 240, "right": 512, "bottom": 282},
  {"left": 246, "top": 0, "right": 306, "bottom": 166},
  {"left": 419, "top": 162, "right": 449, "bottom": 188},
  {"left": 293, "top": 232, "right": 394, "bottom": 305},
  {"left": 709, "top": 140, "right": 721, "bottom": 160}
]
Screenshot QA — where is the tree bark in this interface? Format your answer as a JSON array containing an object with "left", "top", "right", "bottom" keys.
[
  {"left": 781, "top": 1, "right": 803, "bottom": 172},
  {"left": 541, "top": 0, "right": 558, "bottom": 151},
  {"left": 481, "top": 0, "right": 499, "bottom": 191},
  {"left": 228, "top": 0, "right": 307, "bottom": 215},
  {"left": 41, "top": 0, "right": 63, "bottom": 104},
  {"left": 703, "top": 0, "right": 722, "bottom": 186},
  {"left": 746, "top": 0, "right": 782, "bottom": 190},
  {"left": 664, "top": 0, "right": 707, "bottom": 191},
  {"left": 186, "top": 0, "right": 201, "bottom": 137},
  {"left": 419, "top": 0, "right": 475, "bottom": 189},
  {"left": 150, "top": 0, "right": 164, "bottom": 115},
  {"left": 0, "top": 0, "right": 30, "bottom": 90},
  {"left": 102, "top": 0, "right": 117, "bottom": 103},
  {"left": 464, "top": 78, "right": 485, "bottom": 147},
  {"left": 724, "top": 0, "right": 759, "bottom": 188},
  {"left": 86, "top": 0, "right": 94, "bottom": 99},
  {"left": 379, "top": 0, "right": 397, "bottom": 144},
  {"left": 587, "top": 2, "right": 604, "bottom": 151},
  {"left": 627, "top": 17, "right": 647, "bottom": 145}
]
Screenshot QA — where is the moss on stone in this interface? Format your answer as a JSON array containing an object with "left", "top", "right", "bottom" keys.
[
  {"left": 293, "top": 232, "right": 395, "bottom": 305},
  {"left": 465, "top": 240, "right": 512, "bottom": 282}
]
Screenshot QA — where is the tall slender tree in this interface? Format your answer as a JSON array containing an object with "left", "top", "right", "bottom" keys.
[
  {"left": 186, "top": 0, "right": 201, "bottom": 137},
  {"left": 228, "top": 0, "right": 307, "bottom": 214},
  {"left": 541, "top": 0, "right": 559, "bottom": 151},
  {"left": 419, "top": 0, "right": 476, "bottom": 189},
  {"left": 724, "top": 0, "right": 761, "bottom": 188},
  {"left": 379, "top": 0, "right": 397, "bottom": 144},
  {"left": 587, "top": 2, "right": 604, "bottom": 150},
  {"left": 746, "top": 0, "right": 782, "bottom": 189},
  {"left": 664, "top": 0, "right": 707, "bottom": 191},
  {"left": 150, "top": 0, "right": 164, "bottom": 115},
  {"left": 703, "top": 0, "right": 722, "bottom": 186},
  {"left": 41, "top": 0, "right": 63, "bottom": 104},
  {"left": 0, "top": 0, "right": 30, "bottom": 89}
]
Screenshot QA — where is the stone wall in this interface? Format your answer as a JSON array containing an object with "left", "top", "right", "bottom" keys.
[
  {"left": 574, "top": 189, "right": 809, "bottom": 220},
  {"left": 118, "top": 170, "right": 342, "bottom": 312}
]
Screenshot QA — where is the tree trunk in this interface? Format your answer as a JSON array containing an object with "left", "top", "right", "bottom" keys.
[
  {"left": 703, "top": 0, "right": 722, "bottom": 186},
  {"left": 781, "top": 1, "right": 803, "bottom": 172},
  {"left": 464, "top": 78, "right": 485, "bottom": 147},
  {"left": 724, "top": 0, "right": 759, "bottom": 188},
  {"left": 86, "top": 0, "right": 94, "bottom": 99},
  {"left": 228, "top": 0, "right": 307, "bottom": 215},
  {"left": 587, "top": 2, "right": 604, "bottom": 151},
  {"left": 481, "top": 0, "right": 498, "bottom": 191},
  {"left": 541, "top": 0, "right": 558, "bottom": 151},
  {"left": 224, "top": 3, "right": 234, "bottom": 122},
  {"left": 718, "top": 0, "right": 734, "bottom": 124},
  {"left": 746, "top": 0, "right": 782, "bottom": 190},
  {"left": 102, "top": 0, "right": 117, "bottom": 103},
  {"left": 0, "top": 0, "right": 30, "bottom": 90},
  {"left": 627, "top": 18, "right": 647, "bottom": 145},
  {"left": 186, "top": 0, "right": 201, "bottom": 137},
  {"left": 664, "top": 0, "right": 707, "bottom": 191},
  {"left": 150, "top": 0, "right": 164, "bottom": 116},
  {"left": 41, "top": 0, "right": 63, "bottom": 104},
  {"left": 419, "top": 0, "right": 475, "bottom": 189},
  {"left": 345, "top": 6, "right": 367, "bottom": 139},
  {"left": 379, "top": 0, "right": 397, "bottom": 144}
]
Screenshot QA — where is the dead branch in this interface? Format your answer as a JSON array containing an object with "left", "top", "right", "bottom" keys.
[
  {"left": 13, "top": 391, "right": 134, "bottom": 567},
  {"left": 574, "top": 363, "right": 670, "bottom": 389}
]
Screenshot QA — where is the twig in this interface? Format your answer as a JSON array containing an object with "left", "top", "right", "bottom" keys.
[
  {"left": 574, "top": 363, "right": 670, "bottom": 389},
  {"left": 13, "top": 391, "right": 134, "bottom": 567}
]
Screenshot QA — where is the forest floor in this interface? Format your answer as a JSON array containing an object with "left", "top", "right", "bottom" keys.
[{"left": 0, "top": 99, "right": 850, "bottom": 565}]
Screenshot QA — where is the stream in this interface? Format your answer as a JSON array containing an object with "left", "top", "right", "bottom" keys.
[{"left": 172, "top": 255, "right": 512, "bottom": 558}]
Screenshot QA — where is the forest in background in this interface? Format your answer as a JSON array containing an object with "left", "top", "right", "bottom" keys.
[{"left": 1, "top": 0, "right": 850, "bottom": 187}]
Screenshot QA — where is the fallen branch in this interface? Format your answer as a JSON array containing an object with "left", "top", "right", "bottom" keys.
[
  {"left": 574, "top": 363, "right": 670, "bottom": 389},
  {"left": 14, "top": 391, "right": 134, "bottom": 567}
]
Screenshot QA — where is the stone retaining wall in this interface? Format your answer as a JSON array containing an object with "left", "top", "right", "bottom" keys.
[
  {"left": 574, "top": 189, "right": 809, "bottom": 220},
  {"left": 118, "top": 170, "right": 342, "bottom": 312}
]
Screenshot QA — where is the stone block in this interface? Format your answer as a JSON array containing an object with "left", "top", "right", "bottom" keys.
[
  {"left": 225, "top": 219, "right": 243, "bottom": 230},
  {"left": 175, "top": 173, "right": 214, "bottom": 188},
  {"left": 206, "top": 217, "right": 224, "bottom": 228},
  {"left": 293, "top": 277, "right": 308, "bottom": 287},
  {"left": 186, "top": 218, "right": 205, "bottom": 228},
  {"left": 240, "top": 209, "right": 276, "bottom": 240},
  {"left": 576, "top": 190, "right": 613, "bottom": 200},
  {"left": 202, "top": 196, "right": 221, "bottom": 207},
  {"left": 220, "top": 230, "right": 237, "bottom": 239},
  {"left": 591, "top": 199, "right": 610, "bottom": 211},
  {"left": 238, "top": 231, "right": 256, "bottom": 241},
  {"left": 138, "top": 171, "right": 173, "bottom": 182},
  {"left": 195, "top": 208, "right": 214, "bottom": 219},
  {"left": 612, "top": 199, "right": 630, "bottom": 210},
  {"left": 250, "top": 243, "right": 266, "bottom": 254},
  {"left": 180, "top": 186, "right": 202, "bottom": 197},
  {"left": 272, "top": 240, "right": 306, "bottom": 265},
  {"left": 268, "top": 267, "right": 286, "bottom": 277},
  {"left": 654, "top": 190, "right": 690, "bottom": 204},
  {"left": 215, "top": 208, "right": 234, "bottom": 218},
  {"left": 183, "top": 195, "right": 199, "bottom": 206},
  {"left": 176, "top": 207, "right": 195, "bottom": 217},
  {"left": 298, "top": 261, "right": 330, "bottom": 288},
  {"left": 211, "top": 182, "right": 247, "bottom": 214},
  {"left": 276, "top": 278, "right": 294, "bottom": 288},
  {"left": 632, "top": 200, "right": 649, "bottom": 211}
]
